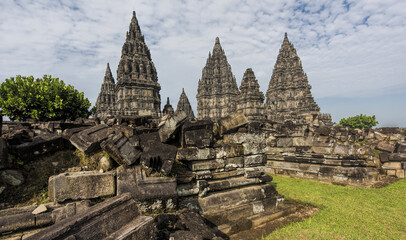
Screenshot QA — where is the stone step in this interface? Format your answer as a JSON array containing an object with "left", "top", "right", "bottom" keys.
[
  {"left": 247, "top": 205, "right": 297, "bottom": 228},
  {"left": 105, "top": 215, "right": 156, "bottom": 240}
]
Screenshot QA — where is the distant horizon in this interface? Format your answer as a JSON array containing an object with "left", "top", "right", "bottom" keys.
[{"left": 1, "top": 1, "right": 405, "bottom": 127}]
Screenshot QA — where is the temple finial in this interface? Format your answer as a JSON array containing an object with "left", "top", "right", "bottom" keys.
[{"left": 215, "top": 37, "right": 220, "bottom": 44}]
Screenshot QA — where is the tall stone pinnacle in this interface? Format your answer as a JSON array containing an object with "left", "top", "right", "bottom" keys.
[
  {"left": 176, "top": 88, "right": 195, "bottom": 119},
  {"left": 197, "top": 37, "right": 239, "bottom": 120},
  {"left": 104, "top": 63, "right": 114, "bottom": 83},
  {"left": 265, "top": 33, "right": 321, "bottom": 124},
  {"left": 115, "top": 11, "right": 161, "bottom": 117},
  {"left": 95, "top": 63, "right": 116, "bottom": 120},
  {"left": 236, "top": 68, "right": 265, "bottom": 121}
]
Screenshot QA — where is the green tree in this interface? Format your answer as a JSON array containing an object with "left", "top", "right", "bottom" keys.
[
  {"left": 338, "top": 114, "right": 378, "bottom": 129},
  {"left": 0, "top": 75, "right": 91, "bottom": 121}
]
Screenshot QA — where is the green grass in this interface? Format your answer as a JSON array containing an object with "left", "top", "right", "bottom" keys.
[{"left": 265, "top": 176, "right": 406, "bottom": 240}]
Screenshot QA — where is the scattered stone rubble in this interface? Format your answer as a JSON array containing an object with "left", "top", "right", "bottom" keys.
[{"left": 0, "top": 113, "right": 405, "bottom": 239}]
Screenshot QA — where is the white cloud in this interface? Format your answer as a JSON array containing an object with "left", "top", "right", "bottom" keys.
[{"left": 0, "top": 0, "right": 405, "bottom": 126}]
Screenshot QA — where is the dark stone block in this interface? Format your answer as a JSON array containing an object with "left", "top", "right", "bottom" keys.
[
  {"left": 117, "top": 166, "right": 177, "bottom": 202},
  {"left": 100, "top": 132, "right": 141, "bottom": 166},
  {"left": 396, "top": 143, "right": 406, "bottom": 153},
  {"left": 0, "top": 206, "right": 36, "bottom": 233},
  {"left": 182, "top": 119, "right": 214, "bottom": 148},
  {"left": 376, "top": 141, "right": 396, "bottom": 153},
  {"left": 140, "top": 140, "right": 177, "bottom": 174},
  {"left": 388, "top": 153, "right": 406, "bottom": 162},
  {"left": 0, "top": 139, "right": 8, "bottom": 169},
  {"left": 26, "top": 193, "right": 141, "bottom": 240},
  {"left": 11, "top": 133, "right": 70, "bottom": 160},
  {"left": 69, "top": 124, "right": 110, "bottom": 154}
]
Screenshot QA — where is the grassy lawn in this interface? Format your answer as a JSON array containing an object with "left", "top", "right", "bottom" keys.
[{"left": 265, "top": 176, "right": 406, "bottom": 240}]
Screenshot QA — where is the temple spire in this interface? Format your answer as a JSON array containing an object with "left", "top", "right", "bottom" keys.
[
  {"left": 104, "top": 63, "right": 114, "bottom": 83},
  {"left": 265, "top": 33, "right": 321, "bottom": 124},
  {"left": 236, "top": 68, "right": 265, "bottom": 121},
  {"left": 176, "top": 89, "right": 195, "bottom": 119},
  {"left": 115, "top": 11, "right": 161, "bottom": 117},
  {"left": 196, "top": 37, "right": 239, "bottom": 120}
]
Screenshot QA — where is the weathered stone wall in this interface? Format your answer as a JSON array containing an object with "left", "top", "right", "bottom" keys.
[{"left": 1, "top": 116, "right": 405, "bottom": 238}]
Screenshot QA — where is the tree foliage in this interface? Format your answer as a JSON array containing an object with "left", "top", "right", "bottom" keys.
[
  {"left": 0, "top": 75, "right": 91, "bottom": 121},
  {"left": 338, "top": 114, "right": 378, "bottom": 129}
]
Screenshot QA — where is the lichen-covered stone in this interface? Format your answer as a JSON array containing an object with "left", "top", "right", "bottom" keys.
[{"left": 48, "top": 171, "right": 116, "bottom": 203}]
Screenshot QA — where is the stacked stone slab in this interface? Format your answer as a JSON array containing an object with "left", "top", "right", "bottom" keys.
[
  {"left": 266, "top": 125, "right": 384, "bottom": 185},
  {"left": 236, "top": 68, "right": 265, "bottom": 121},
  {"left": 265, "top": 33, "right": 324, "bottom": 124},
  {"left": 197, "top": 37, "right": 239, "bottom": 120},
  {"left": 115, "top": 11, "right": 161, "bottom": 117},
  {"left": 176, "top": 88, "right": 195, "bottom": 119},
  {"left": 95, "top": 63, "right": 116, "bottom": 120},
  {"left": 175, "top": 118, "right": 281, "bottom": 235}
]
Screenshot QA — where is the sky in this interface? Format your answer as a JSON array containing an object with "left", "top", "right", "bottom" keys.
[{"left": 1, "top": 0, "right": 405, "bottom": 126}]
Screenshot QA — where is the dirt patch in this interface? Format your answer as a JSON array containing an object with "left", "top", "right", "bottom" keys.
[
  {"left": 370, "top": 175, "right": 399, "bottom": 188},
  {"left": 229, "top": 201, "right": 319, "bottom": 240}
]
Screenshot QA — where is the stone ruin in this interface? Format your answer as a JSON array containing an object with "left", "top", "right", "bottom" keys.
[
  {"left": 0, "top": 114, "right": 405, "bottom": 239},
  {"left": 0, "top": 10, "right": 405, "bottom": 240}
]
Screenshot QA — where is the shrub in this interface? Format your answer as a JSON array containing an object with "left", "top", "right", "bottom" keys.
[
  {"left": 0, "top": 75, "right": 91, "bottom": 121},
  {"left": 338, "top": 114, "right": 378, "bottom": 129}
]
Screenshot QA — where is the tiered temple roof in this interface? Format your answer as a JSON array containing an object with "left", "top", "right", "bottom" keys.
[
  {"left": 196, "top": 37, "right": 239, "bottom": 120},
  {"left": 95, "top": 63, "right": 116, "bottom": 120},
  {"left": 265, "top": 33, "right": 321, "bottom": 124},
  {"left": 175, "top": 88, "right": 195, "bottom": 119},
  {"left": 236, "top": 68, "right": 265, "bottom": 121},
  {"left": 115, "top": 11, "right": 161, "bottom": 117}
]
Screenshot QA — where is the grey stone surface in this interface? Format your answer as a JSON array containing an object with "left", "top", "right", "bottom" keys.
[
  {"left": 158, "top": 111, "right": 187, "bottom": 143},
  {"left": 181, "top": 119, "right": 213, "bottom": 148},
  {"left": 244, "top": 154, "right": 266, "bottom": 167},
  {"left": 376, "top": 141, "right": 396, "bottom": 153},
  {"left": 48, "top": 171, "right": 116, "bottom": 203},
  {"left": 69, "top": 124, "right": 110, "bottom": 154},
  {"left": 105, "top": 215, "right": 157, "bottom": 240},
  {"left": 117, "top": 166, "right": 177, "bottom": 202},
  {"left": 100, "top": 132, "right": 141, "bottom": 166},
  {"left": 218, "top": 113, "right": 248, "bottom": 135},
  {"left": 0, "top": 169, "right": 24, "bottom": 186},
  {"left": 26, "top": 193, "right": 140, "bottom": 240}
]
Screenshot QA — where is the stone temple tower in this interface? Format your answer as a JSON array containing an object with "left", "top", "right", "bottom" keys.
[
  {"left": 196, "top": 37, "right": 239, "bottom": 120},
  {"left": 236, "top": 68, "right": 265, "bottom": 121},
  {"left": 176, "top": 88, "right": 195, "bottom": 119},
  {"left": 115, "top": 11, "right": 161, "bottom": 117},
  {"left": 265, "top": 33, "right": 321, "bottom": 124},
  {"left": 95, "top": 63, "right": 116, "bottom": 120}
]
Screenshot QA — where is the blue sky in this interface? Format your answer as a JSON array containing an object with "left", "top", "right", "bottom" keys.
[{"left": 1, "top": 0, "right": 405, "bottom": 126}]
